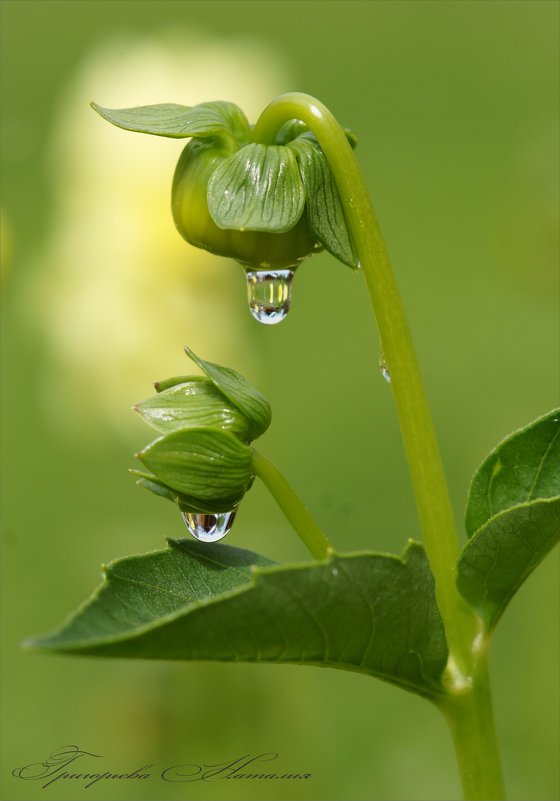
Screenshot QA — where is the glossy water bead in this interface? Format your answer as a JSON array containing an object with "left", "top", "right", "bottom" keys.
[
  {"left": 246, "top": 269, "right": 294, "bottom": 324},
  {"left": 181, "top": 509, "right": 237, "bottom": 542}
]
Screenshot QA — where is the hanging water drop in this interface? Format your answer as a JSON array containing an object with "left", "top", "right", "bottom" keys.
[
  {"left": 245, "top": 269, "right": 294, "bottom": 325},
  {"left": 181, "top": 509, "right": 237, "bottom": 543},
  {"left": 379, "top": 357, "right": 391, "bottom": 383}
]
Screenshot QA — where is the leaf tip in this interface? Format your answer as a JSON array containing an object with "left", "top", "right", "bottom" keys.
[
  {"left": 401, "top": 539, "right": 425, "bottom": 563},
  {"left": 184, "top": 345, "right": 197, "bottom": 364},
  {"left": 21, "top": 630, "right": 64, "bottom": 653},
  {"left": 90, "top": 100, "right": 105, "bottom": 116},
  {"left": 20, "top": 636, "right": 38, "bottom": 652}
]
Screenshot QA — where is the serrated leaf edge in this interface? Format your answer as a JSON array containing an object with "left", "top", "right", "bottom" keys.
[
  {"left": 25, "top": 540, "right": 447, "bottom": 697},
  {"left": 26, "top": 540, "right": 425, "bottom": 649}
]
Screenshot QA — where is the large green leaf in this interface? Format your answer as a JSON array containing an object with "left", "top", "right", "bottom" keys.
[
  {"left": 90, "top": 100, "right": 250, "bottom": 142},
  {"left": 136, "top": 428, "right": 253, "bottom": 512},
  {"left": 458, "top": 410, "right": 560, "bottom": 629},
  {"left": 465, "top": 409, "right": 560, "bottom": 536},
  {"left": 457, "top": 498, "right": 560, "bottom": 629},
  {"left": 185, "top": 348, "right": 271, "bottom": 441},
  {"left": 207, "top": 143, "right": 305, "bottom": 234},
  {"left": 28, "top": 540, "right": 448, "bottom": 698}
]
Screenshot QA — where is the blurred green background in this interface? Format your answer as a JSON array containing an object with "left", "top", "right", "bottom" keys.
[{"left": 1, "top": 1, "right": 558, "bottom": 799}]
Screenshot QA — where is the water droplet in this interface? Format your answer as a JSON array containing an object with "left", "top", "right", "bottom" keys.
[
  {"left": 181, "top": 509, "right": 237, "bottom": 543},
  {"left": 246, "top": 269, "right": 294, "bottom": 325},
  {"left": 379, "top": 356, "right": 391, "bottom": 383}
]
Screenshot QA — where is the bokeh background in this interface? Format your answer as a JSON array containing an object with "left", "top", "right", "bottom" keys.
[{"left": 1, "top": 2, "right": 558, "bottom": 799}]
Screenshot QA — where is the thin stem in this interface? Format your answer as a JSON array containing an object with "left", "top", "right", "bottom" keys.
[
  {"left": 254, "top": 93, "right": 479, "bottom": 672},
  {"left": 252, "top": 448, "right": 331, "bottom": 560}
]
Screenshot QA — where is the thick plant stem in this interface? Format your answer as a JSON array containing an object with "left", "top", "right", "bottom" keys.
[
  {"left": 254, "top": 93, "right": 505, "bottom": 800},
  {"left": 252, "top": 448, "right": 331, "bottom": 560},
  {"left": 441, "top": 655, "right": 505, "bottom": 800}
]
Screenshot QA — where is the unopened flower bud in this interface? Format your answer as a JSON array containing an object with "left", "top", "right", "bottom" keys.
[{"left": 132, "top": 348, "right": 270, "bottom": 519}]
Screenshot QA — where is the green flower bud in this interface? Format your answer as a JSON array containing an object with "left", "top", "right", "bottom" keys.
[
  {"left": 172, "top": 139, "right": 318, "bottom": 269},
  {"left": 91, "top": 98, "right": 358, "bottom": 324},
  {"left": 131, "top": 349, "right": 270, "bottom": 541},
  {"left": 91, "top": 100, "right": 358, "bottom": 272}
]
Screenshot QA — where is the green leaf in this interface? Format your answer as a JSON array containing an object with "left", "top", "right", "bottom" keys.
[
  {"left": 207, "top": 143, "right": 305, "bottom": 233},
  {"left": 185, "top": 348, "right": 271, "bottom": 441},
  {"left": 136, "top": 428, "right": 253, "bottom": 512},
  {"left": 27, "top": 540, "right": 448, "bottom": 698},
  {"left": 90, "top": 100, "right": 250, "bottom": 143},
  {"left": 458, "top": 410, "right": 560, "bottom": 629},
  {"left": 134, "top": 378, "right": 250, "bottom": 440},
  {"left": 288, "top": 137, "right": 357, "bottom": 268},
  {"left": 457, "top": 498, "right": 560, "bottom": 629},
  {"left": 465, "top": 408, "right": 560, "bottom": 536}
]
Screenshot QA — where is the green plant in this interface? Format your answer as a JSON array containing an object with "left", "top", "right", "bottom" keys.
[{"left": 27, "top": 94, "right": 559, "bottom": 800}]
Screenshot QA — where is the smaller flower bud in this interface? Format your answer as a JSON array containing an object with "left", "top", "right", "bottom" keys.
[{"left": 131, "top": 349, "right": 270, "bottom": 540}]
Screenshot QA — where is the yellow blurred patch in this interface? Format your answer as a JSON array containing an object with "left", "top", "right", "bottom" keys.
[{"left": 23, "top": 29, "right": 292, "bottom": 443}]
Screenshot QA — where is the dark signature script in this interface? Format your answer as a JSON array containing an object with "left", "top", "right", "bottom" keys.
[{"left": 12, "top": 745, "right": 312, "bottom": 788}]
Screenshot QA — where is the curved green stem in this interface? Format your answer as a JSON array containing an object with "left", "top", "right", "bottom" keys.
[
  {"left": 254, "top": 93, "right": 504, "bottom": 800},
  {"left": 254, "top": 93, "right": 479, "bottom": 671},
  {"left": 252, "top": 448, "right": 331, "bottom": 560}
]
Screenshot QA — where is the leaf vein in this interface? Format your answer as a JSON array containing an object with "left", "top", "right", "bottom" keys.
[
  {"left": 336, "top": 563, "right": 376, "bottom": 668},
  {"left": 268, "top": 579, "right": 330, "bottom": 662},
  {"left": 527, "top": 426, "right": 560, "bottom": 500}
]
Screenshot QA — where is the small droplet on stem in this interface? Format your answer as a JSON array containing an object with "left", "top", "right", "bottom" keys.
[
  {"left": 246, "top": 269, "right": 294, "bottom": 325},
  {"left": 379, "top": 354, "right": 391, "bottom": 383},
  {"left": 181, "top": 509, "right": 237, "bottom": 542}
]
